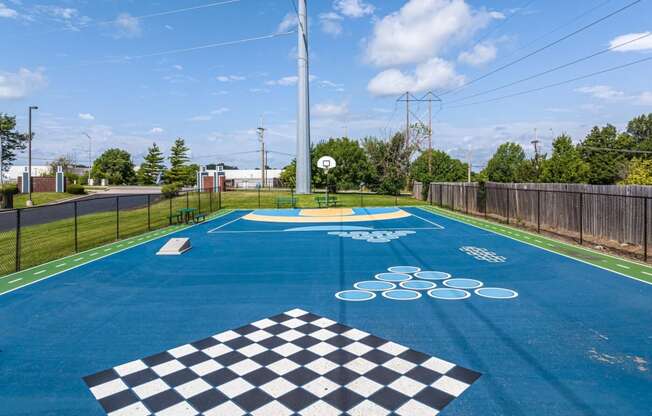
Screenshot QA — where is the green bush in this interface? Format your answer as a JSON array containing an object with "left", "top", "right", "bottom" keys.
[
  {"left": 0, "top": 184, "right": 18, "bottom": 208},
  {"left": 162, "top": 182, "right": 182, "bottom": 198},
  {"left": 67, "top": 184, "right": 85, "bottom": 195}
]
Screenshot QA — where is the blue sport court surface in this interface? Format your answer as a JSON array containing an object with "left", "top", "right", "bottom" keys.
[{"left": 0, "top": 207, "right": 650, "bottom": 415}]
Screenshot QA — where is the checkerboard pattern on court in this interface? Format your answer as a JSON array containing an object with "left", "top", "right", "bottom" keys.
[{"left": 83, "top": 309, "right": 480, "bottom": 415}]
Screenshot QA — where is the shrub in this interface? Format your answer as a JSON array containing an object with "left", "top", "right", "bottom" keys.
[
  {"left": 67, "top": 184, "right": 85, "bottom": 195},
  {"left": 162, "top": 182, "right": 182, "bottom": 198},
  {"left": 0, "top": 184, "right": 18, "bottom": 208}
]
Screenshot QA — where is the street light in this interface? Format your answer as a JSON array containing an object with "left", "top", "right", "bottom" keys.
[
  {"left": 27, "top": 106, "right": 38, "bottom": 207},
  {"left": 83, "top": 132, "right": 92, "bottom": 185}
]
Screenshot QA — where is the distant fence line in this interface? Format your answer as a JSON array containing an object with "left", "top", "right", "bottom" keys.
[{"left": 414, "top": 181, "right": 651, "bottom": 262}]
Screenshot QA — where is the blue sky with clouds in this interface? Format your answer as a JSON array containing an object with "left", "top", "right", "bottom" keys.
[{"left": 1, "top": 0, "right": 651, "bottom": 169}]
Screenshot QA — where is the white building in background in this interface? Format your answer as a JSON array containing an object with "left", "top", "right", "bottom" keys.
[
  {"left": 222, "top": 169, "right": 283, "bottom": 189},
  {"left": 3, "top": 165, "right": 50, "bottom": 182}
]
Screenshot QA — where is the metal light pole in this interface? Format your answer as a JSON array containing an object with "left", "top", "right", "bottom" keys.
[
  {"left": 27, "top": 106, "right": 38, "bottom": 207},
  {"left": 295, "top": 0, "right": 311, "bottom": 194},
  {"left": 83, "top": 132, "right": 92, "bottom": 184}
]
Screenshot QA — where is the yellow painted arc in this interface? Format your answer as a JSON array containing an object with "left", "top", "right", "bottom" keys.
[{"left": 243, "top": 209, "right": 411, "bottom": 223}]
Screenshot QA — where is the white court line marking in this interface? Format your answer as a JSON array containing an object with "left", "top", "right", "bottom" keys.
[
  {"left": 103, "top": 248, "right": 111, "bottom": 252},
  {"left": 207, "top": 213, "right": 247, "bottom": 233},
  {"left": 55, "top": 263, "right": 66, "bottom": 268},
  {"left": 8, "top": 279, "right": 21, "bottom": 284},
  {"left": 211, "top": 227, "right": 442, "bottom": 235},
  {"left": 617, "top": 264, "right": 630, "bottom": 269},
  {"left": 34, "top": 270, "right": 46, "bottom": 275},
  {"left": 88, "top": 252, "right": 98, "bottom": 256},
  {"left": 73, "top": 258, "right": 84, "bottom": 262},
  {"left": 408, "top": 212, "right": 445, "bottom": 229},
  {"left": 643, "top": 271, "right": 652, "bottom": 277}
]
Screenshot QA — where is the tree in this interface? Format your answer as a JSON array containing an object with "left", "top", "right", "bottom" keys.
[
  {"left": 540, "top": 135, "right": 588, "bottom": 183},
  {"left": 91, "top": 148, "right": 136, "bottom": 185},
  {"left": 578, "top": 125, "right": 627, "bottom": 184},
  {"left": 363, "top": 133, "right": 411, "bottom": 195},
  {"left": 312, "top": 138, "right": 372, "bottom": 192},
  {"left": 620, "top": 158, "right": 652, "bottom": 185},
  {"left": 279, "top": 161, "right": 296, "bottom": 188},
  {"left": 49, "top": 155, "right": 75, "bottom": 175},
  {"left": 410, "top": 150, "right": 467, "bottom": 197},
  {"left": 138, "top": 143, "right": 165, "bottom": 185},
  {"left": 483, "top": 142, "right": 527, "bottom": 182},
  {"left": 0, "top": 114, "right": 28, "bottom": 179},
  {"left": 165, "top": 138, "right": 192, "bottom": 185},
  {"left": 625, "top": 113, "right": 652, "bottom": 153}
]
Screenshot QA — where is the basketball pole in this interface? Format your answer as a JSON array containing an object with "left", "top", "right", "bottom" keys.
[{"left": 295, "top": 0, "right": 311, "bottom": 194}]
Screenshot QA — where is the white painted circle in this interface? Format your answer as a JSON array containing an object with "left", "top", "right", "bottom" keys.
[
  {"left": 414, "top": 271, "right": 451, "bottom": 280},
  {"left": 382, "top": 289, "right": 422, "bottom": 301},
  {"left": 354, "top": 281, "right": 396, "bottom": 292},
  {"left": 475, "top": 288, "right": 519, "bottom": 299},
  {"left": 399, "top": 280, "right": 437, "bottom": 290},
  {"left": 443, "top": 278, "right": 484, "bottom": 289},
  {"left": 335, "top": 290, "right": 376, "bottom": 302},
  {"left": 375, "top": 272, "right": 412, "bottom": 282},
  {"left": 427, "top": 288, "right": 471, "bottom": 300},
  {"left": 388, "top": 266, "right": 421, "bottom": 274}
]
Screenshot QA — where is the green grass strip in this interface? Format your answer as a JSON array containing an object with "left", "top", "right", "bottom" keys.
[
  {"left": 418, "top": 205, "right": 652, "bottom": 285},
  {"left": 0, "top": 210, "right": 234, "bottom": 296}
]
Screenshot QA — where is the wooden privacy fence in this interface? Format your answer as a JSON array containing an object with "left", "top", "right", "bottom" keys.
[{"left": 426, "top": 182, "right": 652, "bottom": 262}]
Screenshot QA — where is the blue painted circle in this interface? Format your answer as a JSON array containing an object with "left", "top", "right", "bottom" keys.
[
  {"left": 388, "top": 266, "right": 421, "bottom": 273},
  {"left": 413, "top": 271, "right": 451, "bottom": 280},
  {"left": 375, "top": 273, "right": 412, "bottom": 282},
  {"left": 335, "top": 290, "right": 376, "bottom": 302},
  {"left": 444, "top": 278, "right": 483, "bottom": 289},
  {"left": 354, "top": 281, "right": 396, "bottom": 291},
  {"left": 427, "top": 288, "right": 471, "bottom": 300},
  {"left": 475, "top": 288, "right": 519, "bottom": 299},
  {"left": 399, "top": 280, "right": 437, "bottom": 290},
  {"left": 382, "top": 289, "right": 422, "bottom": 301}
]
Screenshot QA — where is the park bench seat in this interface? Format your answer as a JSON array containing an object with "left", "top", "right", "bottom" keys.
[
  {"left": 315, "top": 196, "right": 338, "bottom": 208},
  {"left": 276, "top": 197, "right": 297, "bottom": 208},
  {"left": 194, "top": 213, "right": 207, "bottom": 223}
]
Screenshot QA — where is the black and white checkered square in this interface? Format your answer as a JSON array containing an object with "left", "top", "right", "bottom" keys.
[{"left": 84, "top": 309, "right": 480, "bottom": 415}]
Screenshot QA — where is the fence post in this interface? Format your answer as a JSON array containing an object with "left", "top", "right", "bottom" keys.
[
  {"left": 258, "top": 187, "right": 261, "bottom": 209},
  {"left": 169, "top": 197, "right": 172, "bottom": 225},
  {"left": 218, "top": 189, "right": 222, "bottom": 210},
  {"left": 147, "top": 195, "right": 151, "bottom": 231},
  {"left": 465, "top": 185, "right": 469, "bottom": 214},
  {"left": 506, "top": 188, "right": 510, "bottom": 225},
  {"left": 578, "top": 192, "right": 583, "bottom": 245},
  {"left": 537, "top": 190, "right": 541, "bottom": 233},
  {"left": 116, "top": 196, "right": 120, "bottom": 240},
  {"left": 360, "top": 191, "right": 363, "bottom": 208},
  {"left": 209, "top": 189, "right": 213, "bottom": 212},
  {"left": 198, "top": 190, "right": 201, "bottom": 213},
  {"left": 15, "top": 209, "right": 21, "bottom": 272},
  {"left": 186, "top": 191, "right": 189, "bottom": 209},
  {"left": 644, "top": 198, "right": 648, "bottom": 262},
  {"left": 74, "top": 201, "right": 78, "bottom": 252},
  {"left": 484, "top": 186, "right": 488, "bottom": 219}
]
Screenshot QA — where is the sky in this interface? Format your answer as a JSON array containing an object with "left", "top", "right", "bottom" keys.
[{"left": 1, "top": 0, "right": 651, "bottom": 171}]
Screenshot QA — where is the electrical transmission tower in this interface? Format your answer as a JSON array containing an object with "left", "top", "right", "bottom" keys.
[{"left": 396, "top": 91, "right": 442, "bottom": 173}]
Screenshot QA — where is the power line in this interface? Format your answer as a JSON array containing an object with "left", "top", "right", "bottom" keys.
[
  {"left": 472, "top": 0, "right": 536, "bottom": 46},
  {"left": 447, "top": 55, "right": 652, "bottom": 109},
  {"left": 447, "top": 31, "right": 652, "bottom": 104},
  {"left": 583, "top": 147, "right": 652, "bottom": 155},
  {"left": 440, "top": 0, "right": 641, "bottom": 97}
]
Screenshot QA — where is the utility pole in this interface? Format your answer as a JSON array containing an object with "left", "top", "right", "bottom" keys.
[
  {"left": 83, "top": 132, "right": 92, "bottom": 184},
  {"left": 27, "top": 106, "right": 38, "bottom": 207},
  {"left": 419, "top": 92, "right": 442, "bottom": 174},
  {"left": 396, "top": 92, "right": 412, "bottom": 150},
  {"left": 257, "top": 118, "right": 266, "bottom": 190},
  {"left": 0, "top": 137, "right": 4, "bottom": 189},
  {"left": 295, "top": 0, "right": 311, "bottom": 194},
  {"left": 531, "top": 128, "right": 540, "bottom": 159}
]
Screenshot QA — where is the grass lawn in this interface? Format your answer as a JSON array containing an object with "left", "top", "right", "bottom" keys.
[
  {"left": 0, "top": 190, "right": 426, "bottom": 276},
  {"left": 13, "top": 192, "right": 77, "bottom": 208}
]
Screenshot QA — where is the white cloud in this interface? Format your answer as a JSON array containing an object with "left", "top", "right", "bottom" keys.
[
  {"left": 576, "top": 85, "right": 652, "bottom": 106},
  {"left": 609, "top": 32, "right": 652, "bottom": 52},
  {"left": 266, "top": 75, "right": 317, "bottom": 86},
  {"left": 173, "top": 64, "right": 183, "bottom": 71},
  {"left": 367, "top": 57, "right": 464, "bottom": 96},
  {"left": 458, "top": 41, "right": 497, "bottom": 66},
  {"left": 78, "top": 113, "right": 95, "bottom": 120},
  {"left": 216, "top": 75, "right": 246, "bottom": 82},
  {"left": 334, "top": 0, "right": 375, "bottom": 18},
  {"left": 319, "top": 12, "right": 343, "bottom": 36},
  {"left": 249, "top": 88, "right": 270, "bottom": 94},
  {"left": 365, "top": 0, "right": 499, "bottom": 66},
  {"left": 313, "top": 102, "right": 348, "bottom": 117},
  {"left": 0, "top": 2, "right": 18, "bottom": 18},
  {"left": 149, "top": 127, "right": 164, "bottom": 134},
  {"left": 114, "top": 13, "right": 141, "bottom": 38},
  {"left": 189, "top": 115, "right": 212, "bottom": 122},
  {"left": 211, "top": 107, "right": 230, "bottom": 115},
  {"left": 0, "top": 68, "right": 47, "bottom": 99},
  {"left": 277, "top": 12, "right": 297, "bottom": 33}
]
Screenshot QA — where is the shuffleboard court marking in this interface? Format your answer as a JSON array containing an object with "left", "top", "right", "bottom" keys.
[
  {"left": 409, "top": 212, "right": 445, "bottom": 229},
  {"left": 207, "top": 213, "right": 247, "bottom": 233},
  {"left": 209, "top": 226, "right": 442, "bottom": 235},
  {"left": 8, "top": 279, "right": 21, "bottom": 284},
  {"left": 0, "top": 210, "right": 234, "bottom": 297},
  {"left": 418, "top": 206, "right": 652, "bottom": 286},
  {"left": 33, "top": 270, "right": 46, "bottom": 275}
]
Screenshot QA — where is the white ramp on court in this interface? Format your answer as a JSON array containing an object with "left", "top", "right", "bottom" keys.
[{"left": 156, "top": 238, "right": 191, "bottom": 256}]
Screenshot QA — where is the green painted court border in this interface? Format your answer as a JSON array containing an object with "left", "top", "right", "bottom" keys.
[
  {"left": 0, "top": 210, "right": 234, "bottom": 296},
  {"left": 418, "top": 206, "right": 652, "bottom": 285}
]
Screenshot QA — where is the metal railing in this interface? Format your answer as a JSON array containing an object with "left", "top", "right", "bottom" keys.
[{"left": 428, "top": 182, "right": 651, "bottom": 263}]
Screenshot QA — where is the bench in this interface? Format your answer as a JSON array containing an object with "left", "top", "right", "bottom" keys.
[
  {"left": 315, "top": 196, "right": 338, "bottom": 208},
  {"left": 276, "top": 197, "right": 297, "bottom": 208},
  {"left": 168, "top": 213, "right": 182, "bottom": 224},
  {"left": 193, "top": 213, "right": 207, "bottom": 223}
]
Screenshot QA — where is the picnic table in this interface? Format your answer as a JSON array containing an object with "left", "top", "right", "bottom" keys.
[
  {"left": 315, "top": 196, "right": 338, "bottom": 208},
  {"left": 276, "top": 196, "right": 297, "bottom": 208},
  {"left": 177, "top": 208, "right": 198, "bottom": 224}
]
